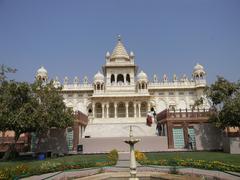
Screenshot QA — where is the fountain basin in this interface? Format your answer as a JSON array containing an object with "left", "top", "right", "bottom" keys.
[{"left": 75, "top": 172, "right": 208, "bottom": 180}]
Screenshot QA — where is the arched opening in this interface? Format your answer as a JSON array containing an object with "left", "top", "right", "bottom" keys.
[
  {"left": 126, "top": 74, "right": 130, "bottom": 83},
  {"left": 109, "top": 103, "right": 115, "bottom": 118},
  {"left": 128, "top": 102, "right": 134, "bottom": 117},
  {"left": 142, "top": 83, "right": 145, "bottom": 89},
  {"left": 140, "top": 102, "right": 147, "bottom": 117},
  {"left": 95, "top": 103, "right": 102, "bottom": 118},
  {"left": 117, "top": 102, "right": 126, "bottom": 117},
  {"left": 117, "top": 74, "right": 124, "bottom": 83},
  {"left": 111, "top": 74, "right": 115, "bottom": 83},
  {"left": 87, "top": 103, "right": 92, "bottom": 116},
  {"left": 97, "top": 83, "right": 100, "bottom": 90}
]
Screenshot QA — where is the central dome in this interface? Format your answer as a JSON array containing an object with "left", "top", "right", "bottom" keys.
[{"left": 110, "top": 35, "right": 129, "bottom": 60}]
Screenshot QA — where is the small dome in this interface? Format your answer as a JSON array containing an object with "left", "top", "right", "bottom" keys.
[
  {"left": 193, "top": 63, "right": 206, "bottom": 77},
  {"left": 130, "top": 51, "right": 135, "bottom": 58},
  {"left": 36, "top": 66, "right": 48, "bottom": 80},
  {"left": 105, "top": 51, "right": 110, "bottom": 58},
  {"left": 137, "top": 70, "right": 148, "bottom": 81},
  {"left": 194, "top": 63, "right": 204, "bottom": 71},
  {"left": 94, "top": 71, "right": 104, "bottom": 82},
  {"left": 37, "top": 66, "right": 47, "bottom": 75}
]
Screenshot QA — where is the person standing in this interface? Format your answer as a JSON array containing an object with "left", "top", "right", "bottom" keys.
[{"left": 188, "top": 134, "right": 193, "bottom": 150}]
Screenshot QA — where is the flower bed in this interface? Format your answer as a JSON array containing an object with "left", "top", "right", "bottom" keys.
[
  {"left": 140, "top": 158, "right": 240, "bottom": 172},
  {"left": 0, "top": 151, "right": 118, "bottom": 179}
]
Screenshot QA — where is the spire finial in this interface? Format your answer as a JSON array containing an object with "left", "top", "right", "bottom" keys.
[{"left": 117, "top": 34, "right": 121, "bottom": 42}]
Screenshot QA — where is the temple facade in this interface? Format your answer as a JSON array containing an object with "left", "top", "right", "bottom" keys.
[{"left": 34, "top": 36, "right": 213, "bottom": 152}]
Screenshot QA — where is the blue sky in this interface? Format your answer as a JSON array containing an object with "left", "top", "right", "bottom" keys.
[{"left": 0, "top": 0, "right": 239, "bottom": 84}]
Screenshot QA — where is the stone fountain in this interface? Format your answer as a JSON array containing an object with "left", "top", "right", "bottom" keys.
[{"left": 124, "top": 126, "right": 140, "bottom": 180}]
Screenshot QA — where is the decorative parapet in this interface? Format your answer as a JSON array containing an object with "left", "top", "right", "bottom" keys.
[
  {"left": 148, "top": 80, "right": 206, "bottom": 89},
  {"left": 62, "top": 84, "right": 93, "bottom": 91}
]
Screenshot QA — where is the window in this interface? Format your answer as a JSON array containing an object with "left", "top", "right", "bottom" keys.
[
  {"left": 126, "top": 74, "right": 130, "bottom": 83},
  {"left": 169, "top": 92, "right": 174, "bottom": 96},
  {"left": 159, "top": 92, "right": 165, "bottom": 96},
  {"left": 189, "top": 91, "right": 195, "bottom": 95},
  {"left": 111, "top": 74, "right": 115, "bottom": 83},
  {"left": 117, "top": 74, "right": 124, "bottom": 83},
  {"left": 179, "top": 91, "right": 184, "bottom": 95}
]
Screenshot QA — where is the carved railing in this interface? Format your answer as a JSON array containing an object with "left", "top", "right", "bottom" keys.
[{"left": 157, "top": 108, "right": 211, "bottom": 121}]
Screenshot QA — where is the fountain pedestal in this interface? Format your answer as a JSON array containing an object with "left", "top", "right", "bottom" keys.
[{"left": 124, "top": 126, "right": 140, "bottom": 180}]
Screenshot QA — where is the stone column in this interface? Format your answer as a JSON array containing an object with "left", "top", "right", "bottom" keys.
[
  {"left": 92, "top": 103, "right": 95, "bottom": 118},
  {"left": 115, "top": 74, "right": 117, "bottom": 83},
  {"left": 102, "top": 104, "right": 104, "bottom": 118},
  {"left": 114, "top": 102, "right": 117, "bottom": 118},
  {"left": 138, "top": 103, "right": 141, "bottom": 117},
  {"left": 148, "top": 103, "right": 151, "bottom": 111},
  {"left": 125, "top": 102, "right": 129, "bottom": 118},
  {"left": 106, "top": 103, "right": 109, "bottom": 118},
  {"left": 134, "top": 103, "right": 137, "bottom": 118}
]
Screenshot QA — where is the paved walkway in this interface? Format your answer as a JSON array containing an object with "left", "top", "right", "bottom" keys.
[{"left": 115, "top": 152, "right": 140, "bottom": 168}]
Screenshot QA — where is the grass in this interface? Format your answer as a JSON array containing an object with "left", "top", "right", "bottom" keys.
[
  {"left": 0, "top": 154, "right": 109, "bottom": 169},
  {"left": 145, "top": 151, "right": 240, "bottom": 166}
]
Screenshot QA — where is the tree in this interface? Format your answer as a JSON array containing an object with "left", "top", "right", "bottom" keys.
[
  {"left": 31, "top": 80, "right": 74, "bottom": 139},
  {"left": 204, "top": 76, "right": 240, "bottom": 130},
  {"left": 0, "top": 81, "right": 39, "bottom": 160},
  {"left": 0, "top": 65, "right": 75, "bottom": 160},
  {"left": 0, "top": 64, "right": 16, "bottom": 83}
]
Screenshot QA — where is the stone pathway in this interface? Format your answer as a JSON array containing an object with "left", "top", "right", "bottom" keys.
[{"left": 115, "top": 152, "right": 140, "bottom": 168}]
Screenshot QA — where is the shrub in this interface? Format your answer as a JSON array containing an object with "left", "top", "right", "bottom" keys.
[
  {"left": 108, "top": 149, "right": 118, "bottom": 164},
  {"left": 39, "top": 161, "right": 62, "bottom": 173},
  {"left": 135, "top": 150, "right": 147, "bottom": 162}
]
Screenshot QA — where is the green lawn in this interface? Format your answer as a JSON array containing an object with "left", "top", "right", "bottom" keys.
[
  {"left": 0, "top": 154, "right": 109, "bottom": 169},
  {"left": 145, "top": 151, "right": 240, "bottom": 166}
]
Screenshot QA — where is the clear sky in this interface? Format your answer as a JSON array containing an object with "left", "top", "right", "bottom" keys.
[{"left": 0, "top": 0, "right": 239, "bottom": 84}]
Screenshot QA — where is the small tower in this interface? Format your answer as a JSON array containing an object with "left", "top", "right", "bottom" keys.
[
  {"left": 35, "top": 66, "right": 48, "bottom": 82},
  {"left": 93, "top": 71, "right": 105, "bottom": 92},
  {"left": 192, "top": 63, "right": 206, "bottom": 80},
  {"left": 105, "top": 51, "right": 110, "bottom": 63},
  {"left": 53, "top": 76, "right": 61, "bottom": 88},
  {"left": 137, "top": 70, "right": 148, "bottom": 92}
]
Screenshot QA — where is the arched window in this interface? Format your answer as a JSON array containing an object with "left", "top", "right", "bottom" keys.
[
  {"left": 126, "top": 74, "right": 130, "bottom": 83},
  {"left": 97, "top": 83, "right": 100, "bottom": 90},
  {"left": 140, "top": 102, "right": 147, "bottom": 117},
  {"left": 109, "top": 103, "right": 115, "bottom": 118},
  {"left": 142, "top": 83, "right": 145, "bottom": 89},
  {"left": 111, "top": 74, "right": 115, "bottom": 83},
  {"left": 117, "top": 74, "right": 124, "bottom": 83},
  {"left": 95, "top": 103, "right": 102, "bottom": 118},
  {"left": 117, "top": 102, "right": 126, "bottom": 117},
  {"left": 128, "top": 102, "right": 134, "bottom": 117}
]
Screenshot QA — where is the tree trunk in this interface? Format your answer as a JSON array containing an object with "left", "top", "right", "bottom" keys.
[{"left": 1, "top": 132, "right": 20, "bottom": 161}]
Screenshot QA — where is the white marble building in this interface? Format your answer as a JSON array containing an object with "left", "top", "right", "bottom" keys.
[{"left": 36, "top": 36, "right": 208, "bottom": 138}]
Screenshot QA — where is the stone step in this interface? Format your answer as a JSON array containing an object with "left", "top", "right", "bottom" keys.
[
  {"left": 118, "top": 152, "right": 130, "bottom": 160},
  {"left": 83, "top": 122, "right": 158, "bottom": 138}
]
